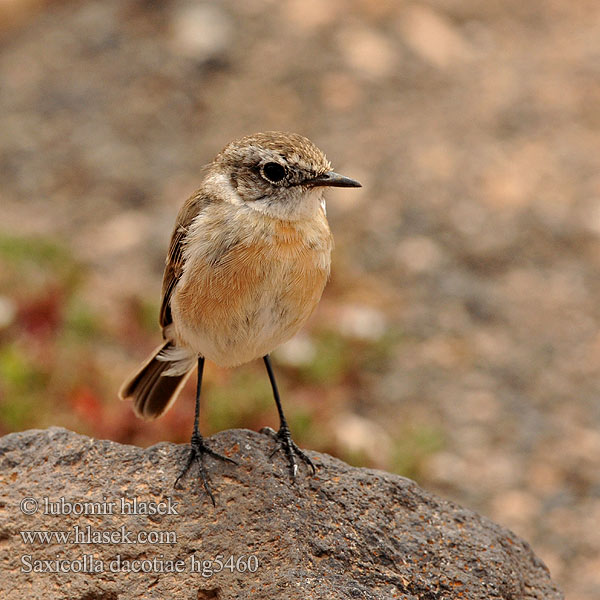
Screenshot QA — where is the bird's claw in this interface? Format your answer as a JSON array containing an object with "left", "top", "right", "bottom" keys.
[
  {"left": 174, "top": 432, "right": 237, "bottom": 505},
  {"left": 260, "top": 425, "right": 316, "bottom": 479}
]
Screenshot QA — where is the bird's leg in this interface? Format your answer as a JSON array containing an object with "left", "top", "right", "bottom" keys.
[
  {"left": 174, "top": 356, "right": 237, "bottom": 505},
  {"left": 261, "top": 354, "right": 316, "bottom": 478}
]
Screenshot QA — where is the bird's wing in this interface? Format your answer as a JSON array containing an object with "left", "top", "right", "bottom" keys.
[{"left": 159, "top": 192, "right": 210, "bottom": 329}]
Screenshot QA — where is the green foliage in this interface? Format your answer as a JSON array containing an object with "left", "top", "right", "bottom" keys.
[
  {"left": 0, "top": 345, "right": 45, "bottom": 391},
  {"left": 0, "top": 233, "right": 99, "bottom": 431},
  {"left": 131, "top": 297, "right": 160, "bottom": 334},
  {"left": 339, "top": 447, "right": 370, "bottom": 469},
  {"left": 205, "top": 369, "right": 274, "bottom": 432},
  {"left": 0, "top": 345, "right": 47, "bottom": 428},
  {"left": 293, "top": 326, "right": 400, "bottom": 386},
  {"left": 360, "top": 329, "right": 403, "bottom": 373},
  {"left": 287, "top": 408, "right": 313, "bottom": 440},
  {"left": 63, "top": 299, "right": 103, "bottom": 341},
  {"left": 0, "top": 233, "right": 83, "bottom": 292},
  {"left": 295, "top": 330, "right": 352, "bottom": 384},
  {"left": 391, "top": 424, "right": 445, "bottom": 479}
]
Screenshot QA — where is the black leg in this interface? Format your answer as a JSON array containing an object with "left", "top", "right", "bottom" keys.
[
  {"left": 174, "top": 356, "right": 237, "bottom": 505},
  {"left": 262, "top": 354, "right": 315, "bottom": 478}
]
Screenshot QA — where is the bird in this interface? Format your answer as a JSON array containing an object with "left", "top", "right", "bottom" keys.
[{"left": 119, "top": 131, "right": 361, "bottom": 503}]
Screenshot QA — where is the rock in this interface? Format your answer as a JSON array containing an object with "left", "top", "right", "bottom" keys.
[{"left": 0, "top": 427, "right": 563, "bottom": 599}]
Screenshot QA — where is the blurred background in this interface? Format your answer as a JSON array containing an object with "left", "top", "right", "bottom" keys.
[{"left": 1, "top": 0, "right": 599, "bottom": 596}]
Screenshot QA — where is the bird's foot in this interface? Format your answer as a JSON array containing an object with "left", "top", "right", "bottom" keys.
[
  {"left": 260, "top": 425, "right": 316, "bottom": 479},
  {"left": 174, "top": 431, "right": 237, "bottom": 505}
]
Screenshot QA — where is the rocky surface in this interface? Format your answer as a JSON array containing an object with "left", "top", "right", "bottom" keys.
[{"left": 0, "top": 427, "right": 562, "bottom": 599}]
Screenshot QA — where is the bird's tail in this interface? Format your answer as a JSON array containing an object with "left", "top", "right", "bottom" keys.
[{"left": 119, "top": 342, "right": 196, "bottom": 420}]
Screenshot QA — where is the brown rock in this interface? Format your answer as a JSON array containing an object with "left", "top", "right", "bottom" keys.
[{"left": 0, "top": 427, "right": 563, "bottom": 599}]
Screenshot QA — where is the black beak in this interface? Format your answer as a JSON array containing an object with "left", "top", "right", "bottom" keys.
[{"left": 306, "top": 171, "right": 362, "bottom": 188}]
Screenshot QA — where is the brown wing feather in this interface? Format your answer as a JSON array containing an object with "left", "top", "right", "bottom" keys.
[{"left": 159, "top": 191, "right": 211, "bottom": 329}]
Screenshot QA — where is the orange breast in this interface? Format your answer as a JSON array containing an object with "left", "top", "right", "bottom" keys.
[{"left": 170, "top": 211, "right": 332, "bottom": 365}]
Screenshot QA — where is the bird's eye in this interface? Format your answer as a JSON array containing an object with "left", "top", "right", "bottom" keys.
[{"left": 261, "top": 162, "right": 287, "bottom": 183}]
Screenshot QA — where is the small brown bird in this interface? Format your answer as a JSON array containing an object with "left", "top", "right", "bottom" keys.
[{"left": 119, "top": 131, "right": 361, "bottom": 502}]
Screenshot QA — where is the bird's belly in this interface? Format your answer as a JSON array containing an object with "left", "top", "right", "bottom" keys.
[{"left": 170, "top": 239, "right": 330, "bottom": 367}]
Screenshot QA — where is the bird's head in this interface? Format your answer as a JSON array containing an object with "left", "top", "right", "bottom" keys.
[{"left": 211, "top": 131, "right": 361, "bottom": 220}]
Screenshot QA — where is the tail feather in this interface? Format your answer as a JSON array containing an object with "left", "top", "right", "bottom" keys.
[{"left": 119, "top": 342, "right": 195, "bottom": 420}]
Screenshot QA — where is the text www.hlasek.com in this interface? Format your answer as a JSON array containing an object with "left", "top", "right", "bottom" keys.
[{"left": 20, "top": 525, "right": 176, "bottom": 545}]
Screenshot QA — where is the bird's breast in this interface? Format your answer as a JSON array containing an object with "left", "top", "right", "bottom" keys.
[{"left": 170, "top": 210, "right": 333, "bottom": 366}]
